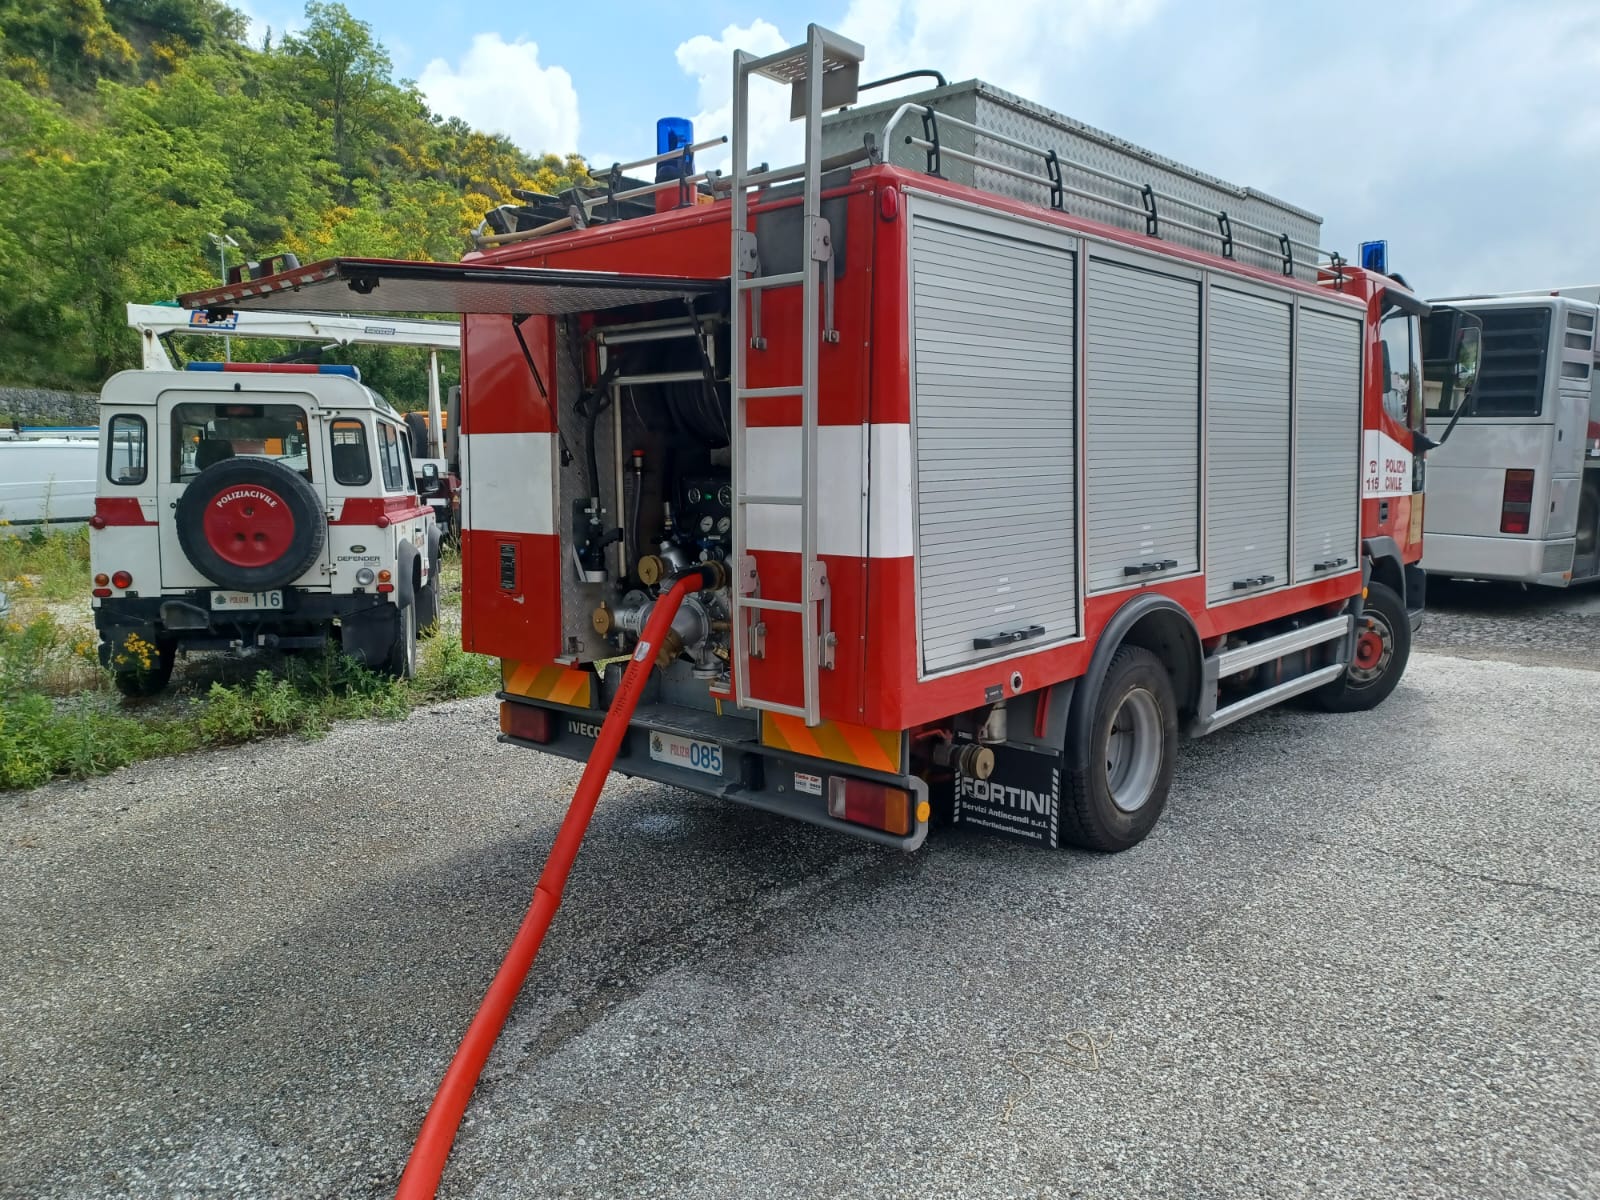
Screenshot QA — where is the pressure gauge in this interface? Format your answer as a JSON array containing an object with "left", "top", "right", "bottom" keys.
[
  {"left": 716, "top": 484, "right": 732, "bottom": 507},
  {"left": 699, "top": 514, "right": 715, "bottom": 533},
  {"left": 716, "top": 516, "right": 731, "bottom": 534},
  {"left": 687, "top": 486, "right": 702, "bottom": 504}
]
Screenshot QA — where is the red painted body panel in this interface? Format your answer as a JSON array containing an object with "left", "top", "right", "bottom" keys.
[{"left": 458, "top": 163, "right": 1402, "bottom": 733}]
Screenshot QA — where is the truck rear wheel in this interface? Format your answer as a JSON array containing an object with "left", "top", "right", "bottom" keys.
[
  {"left": 1061, "top": 646, "right": 1177, "bottom": 853},
  {"left": 1313, "top": 580, "right": 1410, "bottom": 713}
]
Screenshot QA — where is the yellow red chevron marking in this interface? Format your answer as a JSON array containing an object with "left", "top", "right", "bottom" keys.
[
  {"left": 500, "top": 660, "right": 592, "bottom": 707},
  {"left": 760, "top": 712, "right": 902, "bottom": 774}
]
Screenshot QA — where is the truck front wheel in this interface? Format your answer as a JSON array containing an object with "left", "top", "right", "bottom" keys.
[
  {"left": 1061, "top": 646, "right": 1177, "bottom": 853},
  {"left": 1314, "top": 580, "right": 1410, "bottom": 713}
]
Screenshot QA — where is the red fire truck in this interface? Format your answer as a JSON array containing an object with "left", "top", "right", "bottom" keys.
[{"left": 181, "top": 26, "right": 1478, "bottom": 857}]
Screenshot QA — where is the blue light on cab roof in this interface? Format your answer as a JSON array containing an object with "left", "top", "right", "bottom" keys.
[
  {"left": 656, "top": 117, "right": 693, "bottom": 181},
  {"left": 1360, "top": 240, "right": 1388, "bottom": 274}
]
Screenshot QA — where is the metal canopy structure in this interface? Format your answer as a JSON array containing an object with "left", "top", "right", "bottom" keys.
[{"left": 176, "top": 257, "right": 726, "bottom": 317}]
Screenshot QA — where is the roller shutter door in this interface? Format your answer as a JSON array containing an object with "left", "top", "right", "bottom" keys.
[
  {"left": 909, "top": 201, "right": 1079, "bottom": 675},
  {"left": 1205, "top": 287, "right": 1292, "bottom": 602},
  {"left": 1293, "top": 308, "right": 1362, "bottom": 581},
  {"left": 1084, "top": 257, "right": 1201, "bottom": 591}
]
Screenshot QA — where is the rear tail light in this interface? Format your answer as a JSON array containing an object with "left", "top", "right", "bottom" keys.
[
  {"left": 827, "top": 777, "right": 925, "bottom": 836},
  {"left": 111, "top": 570, "right": 133, "bottom": 589},
  {"left": 499, "top": 703, "right": 553, "bottom": 743},
  {"left": 1500, "top": 469, "right": 1535, "bottom": 534}
]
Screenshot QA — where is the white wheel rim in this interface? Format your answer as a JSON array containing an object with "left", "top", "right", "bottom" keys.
[{"left": 1105, "top": 687, "right": 1162, "bottom": 813}]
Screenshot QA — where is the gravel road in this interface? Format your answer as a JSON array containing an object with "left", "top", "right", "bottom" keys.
[{"left": 3, "top": 598, "right": 1598, "bottom": 1199}]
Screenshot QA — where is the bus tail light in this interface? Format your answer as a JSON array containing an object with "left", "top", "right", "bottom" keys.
[
  {"left": 827, "top": 777, "right": 915, "bottom": 836},
  {"left": 1500, "top": 469, "right": 1535, "bottom": 534},
  {"left": 499, "top": 703, "right": 553, "bottom": 743}
]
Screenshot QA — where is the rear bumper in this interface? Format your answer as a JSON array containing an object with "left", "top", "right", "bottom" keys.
[
  {"left": 94, "top": 589, "right": 395, "bottom": 654},
  {"left": 1421, "top": 533, "right": 1575, "bottom": 587},
  {"left": 497, "top": 695, "right": 929, "bottom": 850}
]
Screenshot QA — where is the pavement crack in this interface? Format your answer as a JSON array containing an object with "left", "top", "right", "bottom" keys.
[{"left": 1357, "top": 844, "right": 1600, "bottom": 902}]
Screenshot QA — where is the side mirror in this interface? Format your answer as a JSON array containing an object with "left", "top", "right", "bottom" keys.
[{"left": 421, "top": 462, "right": 440, "bottom": 480}]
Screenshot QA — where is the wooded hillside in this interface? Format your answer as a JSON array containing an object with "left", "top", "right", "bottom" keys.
[{"left": 0, "top": 0, "right": 587, "bottom": 398}]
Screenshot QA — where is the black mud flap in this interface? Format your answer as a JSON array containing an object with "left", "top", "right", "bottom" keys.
[{"left": 953, "top": 743, "right": 1062, "bottom": 848}]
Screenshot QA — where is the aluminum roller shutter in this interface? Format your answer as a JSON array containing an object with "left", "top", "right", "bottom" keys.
[
  {"left": 1293, "top": 307, "right": 1362, "bottom": 581},
  {"left": 909, "top": 203, "right": 1078, "bottom": 675},
  {"left": 1205, "top": 287, "right": 1292, "bottom": 602},
  {"left": 1084, "top": 257, "right": 1201, "bottom": 591}
]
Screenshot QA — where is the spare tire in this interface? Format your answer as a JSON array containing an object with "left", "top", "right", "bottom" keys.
[
  {"left": 175, "top": 457, "right": 326, "bottom": 591},
  {"left": 405, "top": 411, "right": 431, "bottom": 458}
]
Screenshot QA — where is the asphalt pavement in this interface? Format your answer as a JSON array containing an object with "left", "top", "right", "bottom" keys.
[{"left": 2, "top": 586, "right": 1597, "bottom": 1200}]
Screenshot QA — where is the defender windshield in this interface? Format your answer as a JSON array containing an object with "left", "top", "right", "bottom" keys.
[{"left": 172, "top": 402, "right": 312, "bottom": 481}]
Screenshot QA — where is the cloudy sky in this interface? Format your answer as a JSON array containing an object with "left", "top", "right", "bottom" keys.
[{"left": 239, "top": 0, "right": 1600, "bottom": 296}]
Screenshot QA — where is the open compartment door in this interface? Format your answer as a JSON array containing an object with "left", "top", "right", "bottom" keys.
[{"left": 176, "top": 256, "right": 725, "bottom": 316}]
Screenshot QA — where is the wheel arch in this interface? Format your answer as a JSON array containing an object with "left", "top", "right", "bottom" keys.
[
  {"left": 396, "top": 539, "right": 419, "bottom": 610},
  {"left": 1363, "top": 535, "right": 1405, "bottom": 605},
  {"left": 1066, "top": 594, "right": 1203, "bottom": 759}
]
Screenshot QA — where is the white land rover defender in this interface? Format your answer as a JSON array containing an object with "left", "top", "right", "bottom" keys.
[{"left": 89, "top": 363, "right": 440, "bottom": 695}]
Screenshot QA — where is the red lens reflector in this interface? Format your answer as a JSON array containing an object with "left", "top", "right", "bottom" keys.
[
  {"left": 1501, "top": 469, "right": 1534, "bottom": 534},
  {"left": 89, "top": 515, "right": 106, "bottom": 530},
  {"left": 111, "top": 571, "right": 133, "bottom": 589},
  {"left": 827, "top": 777, "right": 911, "bottom": 836},
  {"left": 92, "top": 588, "right": 112, "bottom": 598},
  {"left": 879, "top": 186, "right": 900, "bottom": 222},
  {"left": 499, "top": 703, "right": 553, "bottom": 743},
  {"left": 376, "top": 582, "right": 395, "bottom": 593}
]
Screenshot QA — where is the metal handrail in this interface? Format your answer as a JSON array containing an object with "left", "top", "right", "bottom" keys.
[{"left": 883, "top": 103, "right": 1346, "bottom": 277}]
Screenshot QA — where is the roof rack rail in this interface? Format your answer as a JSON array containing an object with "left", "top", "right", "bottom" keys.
[
  {"left": 881, "top": 102, "right": 1346, "bottom": 281},
  {"left": 471, "top": 136, "right": 730, "bottom": 250}
]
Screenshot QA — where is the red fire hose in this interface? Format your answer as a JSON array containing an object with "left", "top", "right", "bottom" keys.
[{"left": 394, "top": 565, "right": 721, "bottom": 1199}]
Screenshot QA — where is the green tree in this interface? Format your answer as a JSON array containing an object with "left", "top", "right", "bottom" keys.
[{"left": 279, "top": 2, "right": 395, "bottom": 186}]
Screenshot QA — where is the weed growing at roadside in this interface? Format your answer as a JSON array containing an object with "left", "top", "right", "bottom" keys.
[{"left": 0, "top": 526, "right": 90, "bottom": 603}]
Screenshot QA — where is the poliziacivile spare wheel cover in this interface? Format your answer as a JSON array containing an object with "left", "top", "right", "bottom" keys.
[{"left": 175, "top": 457, "right": 326, "bottom": 591}]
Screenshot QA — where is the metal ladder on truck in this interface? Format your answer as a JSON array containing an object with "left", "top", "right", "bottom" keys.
[{"left": 728, "top": 24, "right": 864, "bottom": 727}]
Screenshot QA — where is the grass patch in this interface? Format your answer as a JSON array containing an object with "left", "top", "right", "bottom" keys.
[
  {"left": 0, "top": 543, "right": 503, "bottom": 791},
  {"left": 0, "top": 525, "right": 91, "bottom": 603}
]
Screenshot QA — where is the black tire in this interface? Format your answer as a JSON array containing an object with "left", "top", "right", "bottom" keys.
[
  {"left": 385, "top": 601, "right": 418, "bottom": 679},
  {"left": 414, "top": 571, "right": 439, "bottom": 638},
  {"left": 1061, "top": 646, "right": 1178, "bottom": 853},
  {"left": 405, "top": 412, "right": 431, "bottom": 458},
  {"left": 111, "top": 639, "right": 175, "bottom": 698},
  {"left": 1313, "top": 579, "right": 1411, "bottom": 713},
  {"left": 174, "top": 457, "right": 325, "bottom": 591}
]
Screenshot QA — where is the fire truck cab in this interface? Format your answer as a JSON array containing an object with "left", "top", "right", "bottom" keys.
[
  {"left": 90, "top": 364, "right": 440, "bottom": 695},
  {"left": 178, "top": 26, "right": 1477, "bottom": 853}
]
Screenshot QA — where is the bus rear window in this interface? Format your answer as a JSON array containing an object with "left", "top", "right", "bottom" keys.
[{"left": 1470, "top": 307, "right": 1551, "bottom": 418}]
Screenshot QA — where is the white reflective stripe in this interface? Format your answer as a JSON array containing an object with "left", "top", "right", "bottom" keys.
[
  {"left": 868, "top": 422, "right": 914, "bottom": 558},
  {"left": 743, "top": 423, "right": 911, "bottom": 558},
  {"left": 461, "top": 431, "right": 554, "bottom": 534}
]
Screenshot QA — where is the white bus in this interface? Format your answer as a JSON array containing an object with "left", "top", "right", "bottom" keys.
[{"left": 1421, "top": 289, "right": 1600, "bottom": 586}]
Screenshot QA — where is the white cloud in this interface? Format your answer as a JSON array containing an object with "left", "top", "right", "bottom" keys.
[
  {"left": 665, "top": 1, "right": 1600, "bottom": 294},
  {"left": 674, "top": 20, "right": 791, "bottom": 176},
  {"left": 673, "top": 4, "right": 1162, "bottom": 178},
  {"left": 232, "top": 0, "right": 299, "bottom": 50},
  {"left": 419, "top": 34, "right": 580, "bottom": 156}
]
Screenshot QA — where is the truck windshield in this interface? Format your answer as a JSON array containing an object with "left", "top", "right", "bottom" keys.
[{"left": 172, "top": 402, "right": 312, "bottom": 480}]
